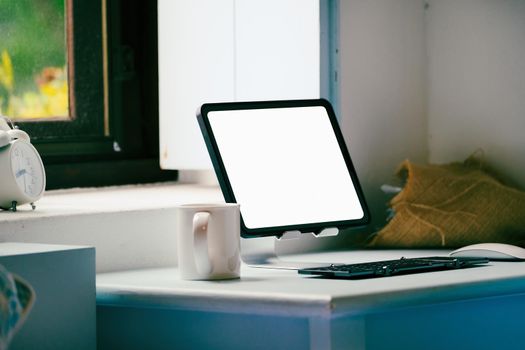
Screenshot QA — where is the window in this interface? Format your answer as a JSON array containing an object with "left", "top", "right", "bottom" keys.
[
  {"left": 1, "top": 0, "right": 337, "bottom": 188},
  {"left": 1, "top": 0, "right": 177, "bottom": 189}
]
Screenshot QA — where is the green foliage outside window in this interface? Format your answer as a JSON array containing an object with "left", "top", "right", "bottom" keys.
[{"left": 0, "top": 0, "right": 68, "bottom": 119}]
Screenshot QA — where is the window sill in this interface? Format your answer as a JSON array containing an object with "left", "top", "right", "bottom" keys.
[{"left": 0, "top": 182, "right": 223, "bottom": 272}]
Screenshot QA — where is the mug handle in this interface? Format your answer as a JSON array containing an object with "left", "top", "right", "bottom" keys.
[{"left": 193, "top": 212, "right": 212, "bottom": 275}]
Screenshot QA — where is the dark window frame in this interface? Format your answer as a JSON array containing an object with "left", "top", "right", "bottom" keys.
[{"left": 16, "top": 0, "right": 177, "bottom": 189}]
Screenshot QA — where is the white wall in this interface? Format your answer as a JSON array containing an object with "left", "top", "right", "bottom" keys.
[
  {"left": 426, "top": 0, "right": 525, "bottom": 188},
  {"left": 333, "top": 0, "right": 525, "bottom": 243},
  {"left": 338, "top": 0, "right": 428, "bottom": 233},
  {"left": 147, "top": 0, "right": 525, "bottom": 255}
]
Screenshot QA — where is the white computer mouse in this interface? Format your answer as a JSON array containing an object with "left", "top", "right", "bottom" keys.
[{"left": 449, "top": 243, "right": 525, "bottom": 260}]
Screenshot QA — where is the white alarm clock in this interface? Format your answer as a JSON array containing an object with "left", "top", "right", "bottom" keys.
[{"left": 0, "top": 117, "right": 46, "bottom": 211}]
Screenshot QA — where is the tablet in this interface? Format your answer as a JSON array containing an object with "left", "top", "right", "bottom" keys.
[{"left": 197, "top": 99, "right": 369, "bottom": 238}]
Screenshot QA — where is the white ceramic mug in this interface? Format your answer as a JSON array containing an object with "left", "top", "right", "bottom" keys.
[{"left": 176, "top": 203, "right": 241, "bottom": 280}]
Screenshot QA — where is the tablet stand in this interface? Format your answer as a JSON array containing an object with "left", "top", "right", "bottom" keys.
[{"left": 241, "top": 229, "right": 339, "bottom": 270}]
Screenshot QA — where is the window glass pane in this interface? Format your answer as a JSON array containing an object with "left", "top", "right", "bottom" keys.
[{"left": 0, "top": 0, "right": 69, "bottom": 120}]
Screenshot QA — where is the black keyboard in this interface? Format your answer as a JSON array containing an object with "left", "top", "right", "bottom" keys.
[{"left": 298, "top": 256, "right": 489, "bottom": 279}]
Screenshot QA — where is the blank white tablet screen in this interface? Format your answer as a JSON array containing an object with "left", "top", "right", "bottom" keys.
[{"left": 207, "top": 106, "right": 364, "bottom": 229}]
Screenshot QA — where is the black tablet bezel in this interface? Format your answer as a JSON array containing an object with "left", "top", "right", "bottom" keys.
[{"left": 197, "top": 98, "right": 370, "bottom": 238}]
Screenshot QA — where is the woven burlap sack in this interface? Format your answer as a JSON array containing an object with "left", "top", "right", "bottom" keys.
[{"left": 370, "top": 159, "right": 525, "bottom": 248}]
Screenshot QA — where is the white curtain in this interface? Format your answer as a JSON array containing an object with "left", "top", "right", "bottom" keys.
[{"left": 158, "top": 0, "right": 320, "bottom": 170}]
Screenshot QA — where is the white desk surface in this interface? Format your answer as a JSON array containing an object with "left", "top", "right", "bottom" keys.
[{"left": 97, "top": 249, "right": 525, "bottom": 318}]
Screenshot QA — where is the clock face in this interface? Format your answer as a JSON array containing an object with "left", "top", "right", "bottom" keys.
[{"left": 10, "top": 141, "right": 45, "bottom": 199}]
